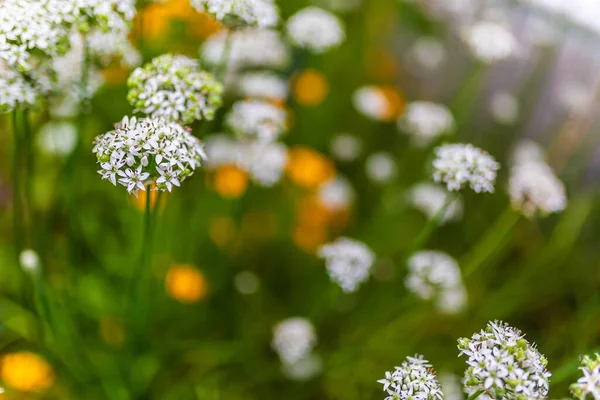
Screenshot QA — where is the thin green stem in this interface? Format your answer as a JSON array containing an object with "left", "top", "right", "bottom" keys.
[
  {"left": 410, "top": 195, "right": 455, "bottom": 253},
  {"left": 466, "top": 390, "right": 484, "bottom": 400},
  {"left": 215, "top": 29, "right": 233, "bottom": 82},
  {"left": 11, "top": 110, "right": 23, "bottom": 261},
  {"left": 80, "top": 34, "right": 90, "bottom": 114},
  {"left": 22, "top": 109, "right": 33, "bottom": 248}
]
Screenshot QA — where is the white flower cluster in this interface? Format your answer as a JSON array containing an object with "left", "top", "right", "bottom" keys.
[
  {"left": 462, "top": 21, "right": 517, "bottom": 64},
  {"left": 318, "top": 176, "right": 355, "bottom": 211},
  {"left": 87, "top": 29, "right": 141, "bottom": 68},
  {"left": 68, "top": 0, "right": 136, "bottom": 32},
  {"left": 406, "top": 251, "right": 467, "bottom": 315},
  {"left": 92, "top": 116, "right": 206, "bottom": 194},
  {"left": 352, "top": 86, "right": 389, "bottom": 121},
  {"left": 272, "top": 318, "right": 317, "bottom": 366},
  {"left": 439, "top": 372, "right": 464, "bottom": 400},
  {"left": 330, "top": 133, "right": 362, "bottom": 162},
  {"left": 458, "top": 320, "right": 551, "bottom": 400},
  {"left": 226, "top": 100, "right": 287, "bottom": 142},
  {"left": 407, "top": 183, "right": 463, "bottom": 224},
  {"left": 201, "top": 29, "right": 290, "bottom": 72},
  {"left": 0, "top": 62, "right": 53, "bottom": 113},
  {"left": 433, "top": 143, "right": 500, "bottom": 193},
  {"left": 236, "top": 71, "right": 288, "bottom": 101},
  {"left": 508, "top": 159, "right": 567, "bottom": 218},
  {"left": 127, "top": 54, "right": 223, "bottom": 125},
  {"left": 571, "top": 353, "right": 600, "bottom": 399},
  {"left": 317, "top": 237, "right": 375, "bottom": 293},
  {"left": 398, "top": 102, "right": 454, "bottom": 147},
  {"left": 365, "top": 152, "right": 398, "bottom": 184},
  {"left": 377, "top": 354, "right": 443, "bottom": 400},
  {"left": 190, "top": 0, "right": 279, "bottom": 28},
  {"left": 286, "top": 7, "right": 346, "bottom": 53}
]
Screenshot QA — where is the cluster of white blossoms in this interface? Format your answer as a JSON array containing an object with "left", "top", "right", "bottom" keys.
[
  {"left": 365, "top": 152, "right": 398, "bottom": 184},
  {"left": 462, "top": 21, "right": 518, "bottom": 64},
  {"left": 318, "top": 176, "right": 355, "bottom": 211},
  {"left": 286, "top": 7, "right": 346, "bottom": 53},
  {"left": 330, "top": 133, "right": 363, "bottom": 162},
  {"left": 317, "top": 237, "right": 375, "bottom": 293},
  {"left": 410, "top": 37, "right": 447, "bottom": 72},
  {"left": 201, "top": 29, "right": 290, "bottom": 72},
  {"left": 433, "top": 144, "right": 500, "bottom": 193},
  {"left": 236, "top": 71, "right": 288, "bottom": 101},
  {"left": 438, "top": 372, "right": 464, "bottom": 400},
  {"left": 458, "top": 320, "right": 551, "bottom": 400},
  {"left": 407, "top": 183, "right": 463, "bottom": 224},
  {"left": 398, "top": 102, "right": 455, "bottom": 147},
  {"left": 127, "top": 54, "right": 223, "bottom": 125},
  {"left": 190, "top": 0, "right": 279, "bottom": 28},
  {"left": 570, "top": 353, "right": 600, "bottom": 399},
  {"left": 92, "top": 116, "right": 206, "bottom": 194},
  {"left": 377, "top": 355, "right": 443, "bottom": 400},
  {"left": 489, "top": 91, "right": 519, "bottom": 125},
  {"left": 352, "top": 86, "right": 390, "bottom": 121},
  {"left": 0, "top": 62, "right": 54, "bottom": 113},
  {"left": 226, "top": 100, "right": 287, "bottom": 142},
  {"left": 68, "top": 0, "right": 136, "bottom": 33},
  {"left": 87, "top": 29, "right": 141, "bottom": 68},
  {"left": 406, "top": 251, "right": 467, "bottom": 315},
  {"left": 271, "top": 318, "right": 317, "bottom": 366}
]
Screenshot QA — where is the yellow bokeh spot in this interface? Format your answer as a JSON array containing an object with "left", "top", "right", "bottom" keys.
[
  {"left": 0, "top": 352, "right": 54, "bottom": 393},
  {"left": 165, "top": 265, "right": 208, "bottom": 304},
  {"left": 286, "top": 147, "right": 336, "bottom": 190},
  {"left": 214, "top": 165, "right": 249, "bottom": 199},
  {"left": 209, "top": 216, "right": 237, "bottom": 248},
  {"left": 293, "top": 69, "right": 330, "bottom": 107},
  {"left": 131, "top": 184, "right": 165, "bottom": 212},
  {"left": 293, "top": 224, "right": 328, "bottom": 254},
  {"left": 378, "top": 86, "right": 406, "bottom": 121},
  {"left": 100, "top": 317, "right": 126, "bottom": 347},
  {"left": 297, "top": 196, "right": 332, "bottom": 228}
]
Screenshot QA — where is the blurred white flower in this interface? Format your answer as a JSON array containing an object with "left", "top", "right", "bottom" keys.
[
  {"left": 236, "top": 140, "right": 288, "bottom": 187},
  {"left": 204, "top": 134, "right": 240, "bottom": 169},
  {"left": 190, "top": 0, "right": 279, "bottom": 28},
  {"left": 226, "top": 100, "right": 287, "bottom": 142},
  {"left": 433, "top": 143, "right": 500, "bottom": 193},
  {"left": 462, "top": 21, "right": 517, "bottom": 64},
  {"left": 439, "top": 372, "right": 464, "bottom": 400},
  {"left": 330, "top": 133, "right": 362, "bottom": 162},
  {"left": 490, "top": 91, "right": 519, "bottom": 125},
  {"left": 272, "top": 317, "right": 317, "bottom": 366},
  {"left": 509, "top": 161, "right": 567, "bottom": 217},
  {"left": 407, "top": 183, "right": 463, "bottom": 224},
  {"left": 318, "top": 176, "right": 355, "bottom": 211},
  {"left": 559, "top": 82, "right": 594, "bottom": 115},
  {"left": 511, "top": 139, "right": 545, "bottom": 166},
  {"left": 436, "top": 285, "right": 467, "bottom": 315},
  {"left": 236, "top": 71, "right": 288, "bottom": 101},
  {"left": 201, "top": 28, "right": 290, "bottom": 71},
  {"left": 38, "top": 121, "right": 78, "bottom": 157},
  {"left": 570, "top": 353, "right": 600, "bottom": 400},
  {"left": 234, "top": 271, "right": 260, "bottom": 294},
  {"left": 365, "top": 152, "right": 397, "bottom": 184},
  {"left": 286, "top": 7, "right": 345, "bottom": 53},
  {"left": 410, "top": 37, "right": 446, "bottom": 71},
  {"left": 70, "top": 0, "right": 136, "bottom": 32},
  {"left": 352, "top": 86, "right": 389, "bottom": 121},
  {"left": 318, "top": 237, "right": 375, "bottom": 293},
  {"left": 19, "top": 249, "right": 40, "bottom": 274},
  {"left": 0, "top": 61, "right": 53, "bottom": 113},
  {"left": 87, "top": 28, "right": 141, "bottom": 68},
  {"left": 398, "top": 102, "right": 454, "bottom": 146},
  {"left": 378, "top": 354, "right": 443, "bottom": 400},
  {"left": 282, "top": 354, "right": 323, "bottom": 381}
]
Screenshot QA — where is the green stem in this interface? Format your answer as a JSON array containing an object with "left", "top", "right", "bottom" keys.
[
  {"left": 80, "top": 34, "right": 90, "bottom": 114},
  {"left": 11, "top": 110, "right": 23, "bottom": 261},
  {"left": 410, "top": 195, "right": 455, "bottom": 253},
  {"left": 22, "top": 109, "right": 33, "bottom": 248},
  {"left": 467, "top": 390, "right": 484, "bottom": 400},
  {"left": 215, "top": 29, "right": 233, "bottom": 82},
  {"left": 451, "top": 62, "right": 487, "bottom": 132}
]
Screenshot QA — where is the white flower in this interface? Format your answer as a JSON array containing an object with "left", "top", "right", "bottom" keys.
[
  {"left": 236, "top": 139, "right": 288, "bottom": 187},
  {"left": 330, "top": 133, "right": 362, "bottom": 162},
  {"left": 433, "top": 143, "right": 500, "bottom": 193},
  {"left": 352, "top": 86, "right": 389, "bottom": 121},
  {"left": 317, "top": 237, "right": 375, "bottom": 293},
  {"left": 286, "top": 7, "right": 345, "bottom": 53},
  {"left": 201, "top": 28, "right": 290, "bottom": 72},
  {"left": 462, "top": 21, "right": 517, "bottom": 64},
  {"left": 511, "top": 139, "right": 545, "bottom": 166},
  {"left": 190, "top": 0, "right": 279, "bottom": 28},
  {"left": 282, "top": 354, "right": 323, "bottom": 381},
  {"left": 87, "top": 28, "right": 141, "bottom": 68},
  {"left": 439, "top": 372, "right": 464, "bottom": 400},
  {"left": 378, "top": 354, "right": 443, "bottom": 400},
  {"left": 226, "top": 100, "right": 287, "bottom": 142},
  {"left": 407, "top": 183, "right": 463, "bottom": 224},
  {"left": 559, "top": 82, "right": 594, "bottom": 115},
  {"left": 272, "top": 318, "right": 317, "bottom": 366},
  {"left": 0, "top": 61, "right": 53, "bottom": 113},
  {"left": 69, "top": 0, "right": 136, "bottom": 32},
  {"left": 398, "top": 102, "right": 454, "bottom": 146},
  {"left": 458, "top": 320, "right": 551, "bottom": 400},
  {"left": 490, "top": 91, "right": 519, "bottom": 125},
  {"left": 570, "top": 353, "right": 600, "bottom": 399},
  {"left": 92, "top": 116, "right": 206, "bottom": 194},
  {"left": 317, "top": 176, "right": 355, "bottom": 211},
  {"left": 204, "top": 134, "right": 240, "bottom": 169},
  {"left": 509, "top": 161, "right": 567, "bottom": 217},
  {"left": 20, "top": 249, "right": 41, "bottom": 274},
  {"left": 236, "top": 71, "right": 288, "bottom": 101},
  {"left": 234, "top": 271, "right": 260, "bottom": 295},
  {"left": 410, "top": 37, "right": 446, "bottom": 71},
  {"left": 406, "top": 250, "right": 467, "bottom": 314},
  {"left": 38, "top": 121, "right": 78, "bottom": 157},
  {"left": 128, "top": 54, "right": 223, "bottom": 125},
  {"left": 365, "top": 152, "right": 397, "bottom": 184}
]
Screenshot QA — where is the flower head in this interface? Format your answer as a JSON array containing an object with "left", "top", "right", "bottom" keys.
[
  {"left": 377, "top": 354, "right": 443, "bottom": 400},
  {"left": 0, "top": 352, "right": 54, "bottom": 392},
  {"left": 128, "top": 54, "right": 223, "bottom": 125},
  {"left": 571, "top": 353, "right": 600, "bottom": 399},
  {"left": 462, "top": 21, "right": 517, "bottom": 64},
  {"left": 286, "top": 7, "right": 345, "bottom": 53},
  {"left": 236, "top": 71, "right": 288, "bottom": 101},
  {"left": 226, "top": 100, "right": 287, "bottom": 142},
  {"left": 272, "top": 317, "right": 317, "bottom": 365},
  {"left": 433, "top": 143, "right": 500, "bottom": 193},
  {"left": 398, "top": 102, "right": 454, "bottom": 147},
  {"left": 365, "top": 152, "right": 398, "bottom": 184},
  {"left": 92, "top": 116, "right": 206, "bottom": 194},
  {"left": 458, "top": 320, "right": 551, "bottom": 399},
  {"left": 509, "top": 161, "right": 567, "bottom": 217},
  {"left": 317, "top": 176, "right": 355, "bottom": 211},
  {"left": 236, "top": 139, "right": 289, "bottom": 187},
  {"left": 0, "top": 61, "right": 53, "bottom": 113},
  {"left": 69, "top": 0, "right": 136, "bottom": 32},
  {"left": 317, "top": 237, "right": 375, "bottom": 293},
  {"left": 191, "top": 0, "right": 279, "bottom": 28}
]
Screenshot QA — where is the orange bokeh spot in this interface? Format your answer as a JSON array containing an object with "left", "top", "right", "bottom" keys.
[
  {"left": 131, "top": 184, "right": 165, "bottom": 212},
  {"left": 165, "top": 265, "right": 208, "bottom": 304},
  {"left": 365, "top": 48, "right": 398, "bottom": 82},
  {"left": 292, "top": 224, "right": 328, "bottom": 254},
  {"left": 0, "top": 352, "right": 54, "bottom": 392},
  {"left": 378, "top": 86, "right": 406, "bottom": 121},
  {"left": 286, "top": 147, "right": 335, "bottom": 189},
  {"left": 214, "top": 165, "right": 249, "bottom": 199},
  {"left": 293, "top": 69, "right": 330, "bottom": 107}
]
